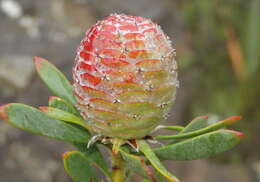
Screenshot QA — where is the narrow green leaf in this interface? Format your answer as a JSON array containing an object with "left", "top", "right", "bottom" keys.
[
  {"left": 154, "top": 170, "right": 167, "bottom": 182},
  {"left": 74, "top": 143, "right": 111, "bottom": 180},
  {"left": 158, "top": 116, "right": 208, "bottom": 144},
  {"left": 142, "top": 179, "right": 152, "bottom": 182},
  {"left": 48, "top": 96, "right": 110, "bottom": 179},
  {"left": 40, "top": 106, "right": 90, "bottom": 130},
  {"left": 48, "top": 97, "right": 111, "bottom": 180},
  {"left": 167, "top": 116, "right": 209, "bottom": 144},
  {"left": 1, "top": 103, "right": 90, "bottom": 143},
  {"left": 34, "top": 56, "right": 76, "bottom": 105},
  {"left": 137, "top": 140, "right": 180, "bottom": 182},
  {"left": 48, "top": 96, "right": 79, "bottom": 115},
  {"left": 156, "top": 116, "right": 241, "bottom": 140},
  {"left": 154, "top": 129, "right": 243, "bottom": 161},
  {"left": 47, "top": 98, "right": 111, "bottom": 181},
  {"left": 120, "top": 148, "right": 154, "bottom": 180},
  {"left": 245, "top": 0, "right": 260, "bottom": 74},
  {"left": 125, "top": 171, "right": 134, "bottom": 182},
  {"left": 63, "top": 151, "right": 97, "bottom": 182},
  {"left": 180, "top": 115, "right": 209, "bottom": 133}
]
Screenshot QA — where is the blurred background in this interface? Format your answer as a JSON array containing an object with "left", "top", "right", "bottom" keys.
[{"left": 0, "top": 0, "right": 259, "bottom": 181}]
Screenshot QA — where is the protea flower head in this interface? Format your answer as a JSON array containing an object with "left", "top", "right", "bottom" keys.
[{"left": 73, "top": 14, "right": 178, "bottom": 139}]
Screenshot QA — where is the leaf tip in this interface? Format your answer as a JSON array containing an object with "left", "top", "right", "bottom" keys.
[
  {"left": 48, "top": 96, "right": 59, "bottom": 102},
  {"left": 62, "top": 151, "right": 75, "bottom": 159},
  {"left": 228, "top": 130, "right": 245, "bottom": 139},
  {"left": 33, "top": 56, "right": 47, "bottom": 70},
  {"left": 39, "top": 106, "right": 49, "bottom": 112},
  {"left": 0, "top": 104, "right": 10, "bottom": 120},
  {"left": 62, "top": 151, "right": 70, "bottom": 159},
  {"left": 224, "top": 116, "right": 242, "bottom": 125},
  {"left": 172, "top": 177, "right": 181, "bottom": 182},
  {"left": 200, "top": 115, "right": 209, "bottom": 120}
]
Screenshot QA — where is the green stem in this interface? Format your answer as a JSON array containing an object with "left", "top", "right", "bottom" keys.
[
  {"left": 159, "top": 125, "right": 184, "bottom": 131},
  {"left": 111, "top": 152, "right": 125, "bottom": 182}
]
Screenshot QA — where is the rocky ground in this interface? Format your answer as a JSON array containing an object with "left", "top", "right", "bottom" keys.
[{"left": 0, "top": 0, "right": 258, "bottom": 181}]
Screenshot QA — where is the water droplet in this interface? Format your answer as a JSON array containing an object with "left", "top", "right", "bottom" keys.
[
  {"left": 102, "top": 75, "right": 110, "bottom": 81},
  {"left": 159, "top": 102, "right": 168, "bottom": 108},
  {"left": 132, "top": 114, "right": 141, "bottom": 120},
  {"left": 163, "top": 113, "right": 170, "bottom": 119},
  {"left": 113, "top": 99, "right": 121, "bottom": 103},
  {"left": 145, "top": 83, "right": 154, "bottom": 91},
  {"left": 136, "top": 67, "right": 144, "bottom": 74}
]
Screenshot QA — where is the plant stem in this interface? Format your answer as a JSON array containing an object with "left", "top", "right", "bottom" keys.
[
  {"left": 111, "top": 152, "right": 125, "bottom": 182},
  {"left": 159, "top": 125, "right": 184, "bottom": 131}
]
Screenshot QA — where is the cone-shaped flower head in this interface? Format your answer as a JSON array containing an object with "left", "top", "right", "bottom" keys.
[{"left": 73, "top": 14, "right": 178, "bottom": 139}]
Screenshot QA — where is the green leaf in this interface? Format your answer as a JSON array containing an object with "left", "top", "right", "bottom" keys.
[
  {"left": 1, "top": 103, "right": 90, "bottom": 143},
  {"left": 63, "top": 151, "right": 97, "bottom": 182},
  {"left": 48, "top": 97, "right": 111, "bottom": 179},
  {"left": 154, "top": 170, "right": 167, "bottom": 182},
  {"left": 40, "top": 106, "right": 90, "bottom": 130},
  {"left": 125, "top": 171, "right": 134, "bottom": 182},
  {"left": 137, "top": 140, "right": 180, "bottom": 182},
  {"left": 74, "top": 143, "right": 111, "bottom": 181},
  {"left": 120, "top": 148, "right": 154, "bottom": 180},
  {"left": 142, "top": 179, "right": 152, "bottom": 182},
  {"left": 48, "top": 96, "right": 111, "bottom": 179},
  {"left": 47, "top": 97, "right": 111, "bottom": 180},
  {"left": 48, "top": 96, "right": 79, "bottom": 116},
  {"left": 34, "top": 56, "right": 76, "bottom": 105},
  {"left": 245, "top": 0, "right": 260, "bottom": 74},
  {"left": 120, "top": 149, "right": 165, "bottom": 182},
  {"left": 160, "top": 115, "right": 208, "bottom": 134},
  {"left": 180, "top": 115, "right": 209, "bottom": 133},
  {"left": 155, "top": 116, "right": 241, "bottom": 140},
  {"left": 154, "top": 129, "right": 243, "bottom": 161},
  {"left": 167, "top": 116, "right": 209, "bottom": 144}
]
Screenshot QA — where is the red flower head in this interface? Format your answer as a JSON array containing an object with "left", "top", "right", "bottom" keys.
[{"left": 73, "top": 14, "right": 178, "bottom": 139}]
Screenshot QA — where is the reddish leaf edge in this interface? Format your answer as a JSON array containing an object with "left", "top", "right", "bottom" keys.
[
  {"left": 62, "top": 151, "right": 75, "bottom": 159},
  {"left": 0, "top": 104, "right": 10, "bottom": 120},
  {"left": 33, "top": 56, "right": 49, "bottom": 70},
  {"left": 227, "top": 129, "right": 245, "bottom": 139},
  {"left": 223, "top": 116, "right": 242, "bottom": 125},
  {"left": 48, "top": 96, "right": 61, "bottom": 102},
  {"left": 195, "top": 115, "right": 209, "bottom": 120},
  {"left": 39, "top": 106, "right": 49, "bottom": 112}
]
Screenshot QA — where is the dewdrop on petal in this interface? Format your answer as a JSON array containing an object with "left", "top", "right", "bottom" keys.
[{"left": 73, "top": 14, "right": 178, "bottom": 139}]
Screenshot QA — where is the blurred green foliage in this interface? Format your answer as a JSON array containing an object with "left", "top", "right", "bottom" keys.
[{"left": 176, "top": 0, "right": 260, "bottom": 160}]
